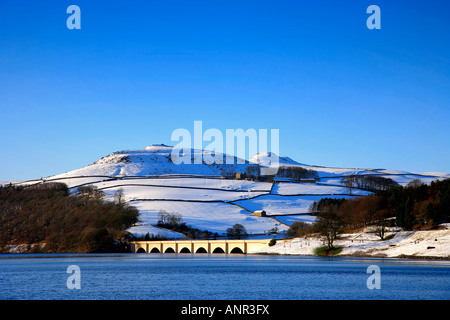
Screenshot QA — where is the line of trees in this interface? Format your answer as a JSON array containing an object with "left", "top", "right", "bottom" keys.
[
  {"left": 275, "top": 166, "right": 318, "bottom": 181},
  {"left": 223, "top": 164, "right": 318, "bottom": 182},
  {"left": 0, "top": 183, "right": 139, "bottom": 253},
  {"left": 342, "top": 175, "right": 400, "bottom": 193}
]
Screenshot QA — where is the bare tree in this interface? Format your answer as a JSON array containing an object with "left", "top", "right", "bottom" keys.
[
  {"left": 114, "top": 188, "right": 125, "bottom": 205},
  {"left": 286, "top": 221, "right": 313, "bottom": 238},
  {"left": 157, "top": 210, "right": 169, "bottom": 225},
  {"left": 406, "top": 179, "right": 424, "bottom": 188},
  {"left": 167, "top": 212, "right": 183, "bottom": 227},
  {"left": 371, "top": 209, "right": 390, "bottom": 240},
  {"left": 314, "top": 212, "right": 344, "bottom": 250},
  {"left": 342, "top": 175, "right": 356, "bottom": 195},
  {"left": 77, "top": 185, "right": 104, "bottom": 203},
  {"left": 226, "top": 224, "right": 248, "bottom": 239},
  {"left": 157, "top": 211, "right": 183, "bottom": 229}
]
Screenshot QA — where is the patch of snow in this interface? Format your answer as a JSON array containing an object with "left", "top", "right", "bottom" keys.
[
  {"left": 89, "top": 177, "right": 272, "bottom": 192},
  {"left": 272, "top": 182, "right": 371, "bottom": 196},
  {"left": 101, "top": 185, "right": 267, "bottom": 202},
  {"left": 0, "top": 180, "right": 18, "bottom": 186}
]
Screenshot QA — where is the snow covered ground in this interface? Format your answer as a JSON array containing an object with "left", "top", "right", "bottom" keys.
[
  {"left": 0, "top": 181, "right": 15, "bottom": 186},
  {"left": 234, "top": 194, "right": 354, "bottom": 215},
  {"left": 272, "top": 182, "right": 371, "bottom": 195},
  {"left": 91, "top": 177, "right": 272, "bottom": 192},
  {"left": 101, "top": 184, "right": 268, "bottom": 202},
  {"left": 125, "top": 200, "right": 288, "bottom": 236},
  {"left": 258, "top": 226, "right": 450, "bottom": 259}
]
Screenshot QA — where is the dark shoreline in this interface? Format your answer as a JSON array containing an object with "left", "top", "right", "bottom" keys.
[{"left": 253, "top": 252, "right": 450, "bottom": 261}]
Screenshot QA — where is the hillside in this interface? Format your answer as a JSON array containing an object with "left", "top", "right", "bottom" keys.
[
  {"left": 11, "top": 144, "right": 450, "bottom": 241},
  {"left": 258, "top": 226, "right": 450, "bottom": 259}
]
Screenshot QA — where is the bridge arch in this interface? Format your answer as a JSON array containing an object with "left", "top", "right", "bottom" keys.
[
  {"left": 195, "top": 247, "right": 208, "bottom": 253},
  {"left": 212, "top": 247, "right": 225, "bottom": 253},
  {"left": 164, "top": 247, "right": 175, "bottom": 253},
  {"left": 136, "top": 247, "right": 146, "bottom": 253},
  {"left": 150, "top": 247, "right": 160, "bottom": 253},
  {"left": 230, "top": 247, "right": 244, "bottom": 254},
  {"left": 180, "top": 247, "right": 191, "bottom": 253}
]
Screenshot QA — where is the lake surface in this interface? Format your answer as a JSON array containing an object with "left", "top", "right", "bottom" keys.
[{"left": 0, "top": 253, "right": 448, "bottom": 300}]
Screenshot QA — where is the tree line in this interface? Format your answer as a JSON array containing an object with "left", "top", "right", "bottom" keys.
[
  {"left": 0, "top": 183, "right": 139, "bottom": 253},
  {"left": 275, "top": 166, "right": 318, "bottom": 181},
  {"left": 223, "top": 165, "right": 318, "bottom": 182},
  {"left": 342, "top": 175, "right": 400, "bottom": 193}
]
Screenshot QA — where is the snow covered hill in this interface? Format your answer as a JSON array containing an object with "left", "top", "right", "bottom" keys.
[
  {"left": 11, "top": 144, "right": 450, "bottom": 239},
  {"left": 45, "top": 144, "right": 250, "bottom": 178}
]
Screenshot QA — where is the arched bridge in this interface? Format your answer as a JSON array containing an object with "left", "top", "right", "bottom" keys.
[{"left": 130, "top": 239, "right": 277, "bottom": 254}]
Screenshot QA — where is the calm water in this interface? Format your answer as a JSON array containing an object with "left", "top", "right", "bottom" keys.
[{"left": 0, "top": 253, "right": 448, "bottom": 300}]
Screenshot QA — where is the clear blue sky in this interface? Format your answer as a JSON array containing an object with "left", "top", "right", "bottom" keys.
[{"left": 1, "top": 0, "right": 449, "bottom": 180}]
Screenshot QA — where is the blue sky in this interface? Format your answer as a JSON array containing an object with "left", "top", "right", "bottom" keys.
[{"left": 1, "top": 0, "right": 449, "bottom": 180}]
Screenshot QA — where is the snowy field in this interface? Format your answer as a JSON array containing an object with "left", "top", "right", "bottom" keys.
[
  {"left": 90, "top": 177, "right": 272, "bottom": 192},
  {"left": 101, "top": 184, "right": 267, "bottom": 202},
  {"left": 272, "top": 182, "right": 371, "bottom": 195},
  {"left": 233, "top": 194, "right": 355, "bottom": 215},
  {"left": 125, "top": 200, "right": 288, "bottom": 236},
  {"left": 376, "top": 174, "right": 449, "bottom": 186},
  {"left": 273, "top": 214, "right": 318, "bottom": 225},
  {"left": 316, "top": 173, "right": 449, "bottom": 187},
  {"left": 0, "top": 181, "right": 17, "bottom": 186}
]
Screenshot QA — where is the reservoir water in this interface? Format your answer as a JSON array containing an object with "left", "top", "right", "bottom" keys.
[{"left": 0, "top": 253, "right": 448, "bottom": 300}]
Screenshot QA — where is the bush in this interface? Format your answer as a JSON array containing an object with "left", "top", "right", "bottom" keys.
[
  {"left": 314, "top": 246, "right": 343, "bottom": 256},
  {"left": 226, "top": 224, "right": 248, "bottom": 239},
  {"left": 286, "top": 221, "right": 313, "bottom": 238}
]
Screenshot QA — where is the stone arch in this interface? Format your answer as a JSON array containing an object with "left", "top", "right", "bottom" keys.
[
  {"left": 164, "top": 247, "right": 175, "bottom": 253},
  {"left": 212, "top": 247, "right": 225, "bottom": 254},
  {"left": 195, "top": 247, "right": 208, "bottom": 253},
  {"left": 180, "top": 247, "right": 191, "bottom": 253},
  {"left": 230, "top": 247, "right": 244, "bottom": 254},
  {"left": 150, "top": 247, "right": 160, "bottom": 253},
  {"left": 136, "top": 247, "right": 146, "bottom": 253}
]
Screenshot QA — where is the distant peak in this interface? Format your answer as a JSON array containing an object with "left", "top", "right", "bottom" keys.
[
  {"left": 144, "top": 144, "right": 173, "bottom": 150},
  {"left": 250, "top": 152, "right": 306, "bottom": 166}
]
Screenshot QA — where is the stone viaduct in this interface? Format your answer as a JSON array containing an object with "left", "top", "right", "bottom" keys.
[{"left": 130, "top": 239, "right": 277, "bottom": 254}]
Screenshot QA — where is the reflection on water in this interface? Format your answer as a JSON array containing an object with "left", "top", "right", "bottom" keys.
[{"left": 0, "top": 253, "right": 449, "bottom": 300}]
